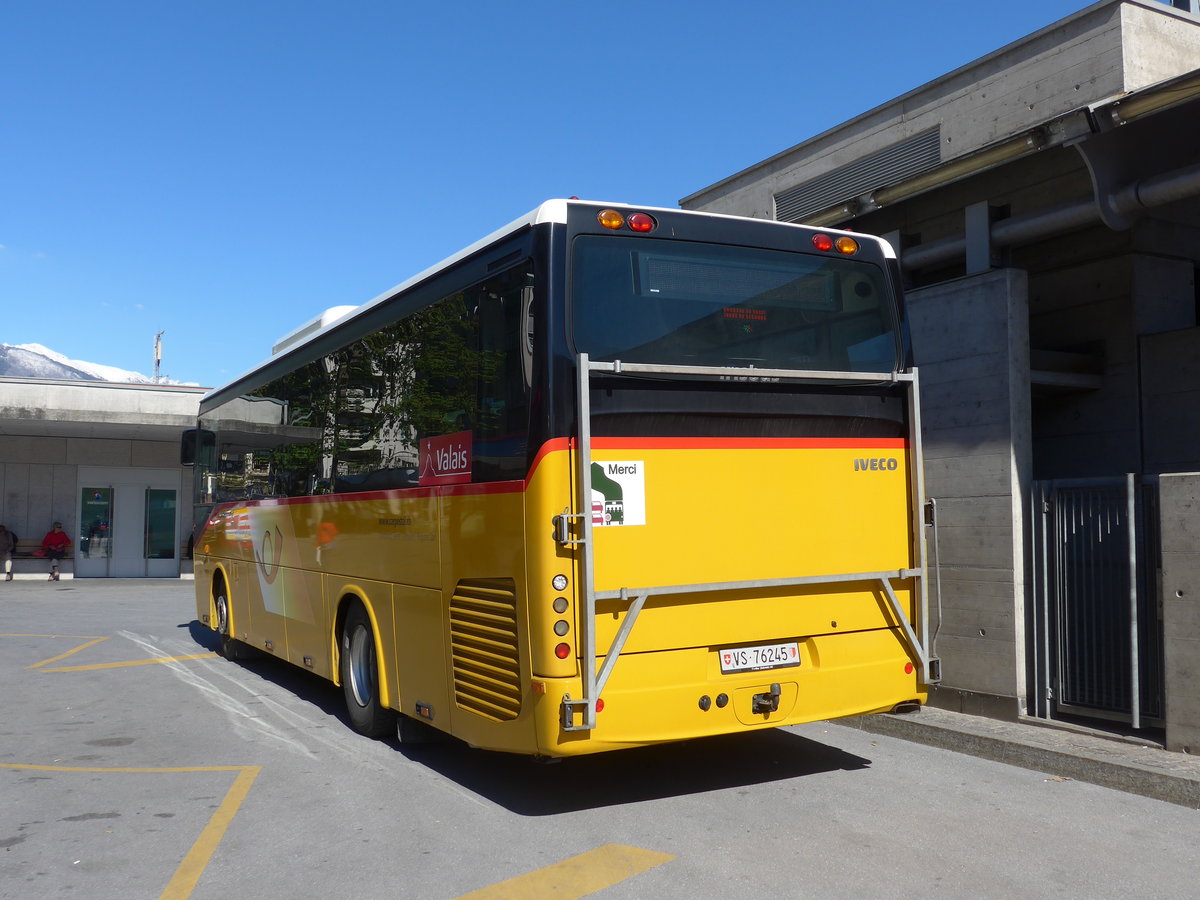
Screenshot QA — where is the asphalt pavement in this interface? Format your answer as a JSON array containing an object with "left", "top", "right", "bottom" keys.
[{"left": 11, "top": 574, "right": 1199, "bottom": 812}]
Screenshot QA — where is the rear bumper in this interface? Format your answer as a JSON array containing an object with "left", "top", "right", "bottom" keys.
[{"left": 533, "top": 626, "right": 926, "bottom": 757}]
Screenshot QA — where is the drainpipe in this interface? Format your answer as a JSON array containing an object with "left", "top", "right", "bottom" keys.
[{"left": 900, "top": 158, "right": 1200, "bottom": 271}]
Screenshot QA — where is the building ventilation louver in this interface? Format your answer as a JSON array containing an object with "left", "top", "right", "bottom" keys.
[
  {"left": 774, "top": 127, "right": 942, "bottom": 223},
  {"left": 449, "top": 578, "right": 522, "bottom": 722}
]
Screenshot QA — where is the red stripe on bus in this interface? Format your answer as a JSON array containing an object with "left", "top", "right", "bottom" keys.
[{"left": 588, "top": 436, "right": 907, "bottom": 450}]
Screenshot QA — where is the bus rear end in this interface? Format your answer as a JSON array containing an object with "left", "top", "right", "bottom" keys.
[{"left": 525, "top": 203, "right": 936, "bottom": 756}]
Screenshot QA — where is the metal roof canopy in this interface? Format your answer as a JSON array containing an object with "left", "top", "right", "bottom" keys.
[{"left": 0, "top": 379, "right": 205, "bottom": 443}]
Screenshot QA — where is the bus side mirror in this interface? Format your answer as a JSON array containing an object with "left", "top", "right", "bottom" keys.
[{"left": 181, "top": 429, "right": 215, "bottom": 466}]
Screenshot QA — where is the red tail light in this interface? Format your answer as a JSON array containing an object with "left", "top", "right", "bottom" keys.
[{"left": 627, "top": 212, "right": 656, "bottom": 232}]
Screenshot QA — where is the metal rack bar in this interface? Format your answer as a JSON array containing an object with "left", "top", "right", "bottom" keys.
[
  {"left": 560, "top": 354, "right": 939, "bottom": 732},
  {"left": 586, "top": 358, "right": 914, "bottom": 384}
]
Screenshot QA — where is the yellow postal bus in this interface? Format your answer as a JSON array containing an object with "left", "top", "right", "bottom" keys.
[{"left": 188, "top": 200, "right": 938, "bottom": 756}]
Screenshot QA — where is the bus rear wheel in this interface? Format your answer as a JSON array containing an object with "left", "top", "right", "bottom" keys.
[{"left": 341, "top": 604, "right": 395, "bottom": 737}]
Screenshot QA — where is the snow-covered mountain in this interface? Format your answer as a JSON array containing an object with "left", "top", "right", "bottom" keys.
[{"left": 0, "top": 343, "right": 163, "bottom": 384}]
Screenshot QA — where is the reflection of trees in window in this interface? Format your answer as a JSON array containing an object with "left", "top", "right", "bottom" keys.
[
  {"left": 329, "top": 293, "right": 480, "bottom": 491},
  {"left": 248, "top": 358, "right": 336, "bottom": 496},
  {"left": 214, "top": 264, "right": 530, "bottom": 500},
  {"left": 332, "top": 270, "right": 529, "bottom": 488}
]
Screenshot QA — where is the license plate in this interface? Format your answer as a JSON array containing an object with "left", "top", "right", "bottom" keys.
[{"left": 719, "top": 641, "right": 801, "bottom": 674}]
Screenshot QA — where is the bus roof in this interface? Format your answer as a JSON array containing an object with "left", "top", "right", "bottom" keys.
[{"left": 205, "top": 200, "right": 894, "bottom": 405}]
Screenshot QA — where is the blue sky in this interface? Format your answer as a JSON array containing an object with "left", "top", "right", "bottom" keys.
[{"left": 3, "top": 0, "right": 1101, "bottom": 387}]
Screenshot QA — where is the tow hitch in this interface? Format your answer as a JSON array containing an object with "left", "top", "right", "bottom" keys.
[{"left": 751, "top": 683, "right": 782, "bottom": 715}]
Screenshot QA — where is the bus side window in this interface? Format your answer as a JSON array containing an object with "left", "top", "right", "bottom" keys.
[{"left": 473, "top": 265, "right": 530, "bottom": 480}]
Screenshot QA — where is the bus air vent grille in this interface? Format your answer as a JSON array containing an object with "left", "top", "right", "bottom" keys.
[{"left": 449, "top": 579, "right": 522, "bottom": 722}]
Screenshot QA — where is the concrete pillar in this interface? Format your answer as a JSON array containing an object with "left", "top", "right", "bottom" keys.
[
  {"left": 964, "top": 202, "right": 997, "bottom": 274},
  {"left": 908, "top": 268, "right": 1032, "bottom": 717},
  {"left": 1159, "top": 472, "right": 1200, "bottom": 753}
]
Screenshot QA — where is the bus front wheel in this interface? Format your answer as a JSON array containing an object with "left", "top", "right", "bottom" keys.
[
  {"left": 341, "top": 604, "right": 394, "bottom": 737},
  {"left": 215, "top": 590, "right": 253, "bottom": 661}
]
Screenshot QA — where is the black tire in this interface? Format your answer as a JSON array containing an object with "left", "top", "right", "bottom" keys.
[
  {"left": 214, "top": 589, "right": 253, "bottom": 661},
  {"left": 341, "top": 604, "right": 395, "bottom": 737}
]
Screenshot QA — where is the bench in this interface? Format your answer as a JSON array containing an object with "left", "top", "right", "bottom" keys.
[
  {"left": 9, "top": 539, "right": 74, "bottom": 578},
  {"left": 13, "top": 539, "right": 75, "bottom": 560}
]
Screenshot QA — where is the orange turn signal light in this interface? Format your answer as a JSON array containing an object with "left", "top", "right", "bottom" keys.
[{"left": 598, "top": 209, "right": 625, "bottom": 230}]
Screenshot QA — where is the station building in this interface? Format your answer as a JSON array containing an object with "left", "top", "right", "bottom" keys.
[
  {"left": 682, "top": 0, "right": 1200, "bottom": 751},
  {"left": 0, "top": 379, "right": 204, "bottom": 579}
]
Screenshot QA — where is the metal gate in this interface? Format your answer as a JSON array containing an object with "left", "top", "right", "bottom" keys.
[{"left": 1030, "top": 476, "right": 1163, "bottom": 729}]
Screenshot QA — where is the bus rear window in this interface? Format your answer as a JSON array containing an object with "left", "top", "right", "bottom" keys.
[{"left": 570, "top": 235, "right": 899, "bottom": 372}]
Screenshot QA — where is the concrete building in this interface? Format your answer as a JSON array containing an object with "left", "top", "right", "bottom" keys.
[
  {"left": 0, "top": 379, "right": 204, "bottom": 578},
  {"left": 683, "top": 0, "right": 1200, "bottom": 751}
]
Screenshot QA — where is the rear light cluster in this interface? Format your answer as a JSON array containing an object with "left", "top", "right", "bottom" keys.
[
  {"left": 812, "top": 233, "right": 860, "bottom": 255},
  {"left": 548, "top": 574, "right": 603, "bottom": 713},
  {"left": 598, "top": 210, "right": 858, "bottom": 257},
  {"left": 552, "top": 573, "right": 571, "bottom": 659},
  {"left": 597, "top": 209, "right": 657, "bottom": 233}
]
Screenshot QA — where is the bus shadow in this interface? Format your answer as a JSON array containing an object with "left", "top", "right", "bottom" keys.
[
  {"left": 186, "top": 621, "right": 221, "bottom": 653},
  {"left": 396, "top": 728, "right": 871, "bottom": 816},
  {"left": 183, "top": 620, "right": 872, "bottom": 815}
]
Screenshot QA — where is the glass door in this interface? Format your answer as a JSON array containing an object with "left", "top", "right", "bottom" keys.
[
  {"left": 76, "top": 468, "right": 183, "bottom": 578},
  {"left": 144, "top": 488, "right": 178, "bottom": 577},
  {"left": 76, "top": 487, "right": 114, "bottom": 577}
]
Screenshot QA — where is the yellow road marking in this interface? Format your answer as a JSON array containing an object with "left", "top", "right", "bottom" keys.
[
  {"left": 23, "top": 636, "right": 109, "bottom": 669},
  {"left": 0, "top": 633, "right": 107, "bottom": 637},
  {"left": 4, "top": 633, "right": 216, "bottom": 671},
  {"left": 453, "top": 843, "right": 675, "bottom": 900},
  {"left": 159, "top": 765, "right": 261, "bottom": 900},
  {"left": 0, "top": 762, "right": 261, "bottom": 900},
  {"left": 38, "top": 653, "right": 218, "bottom": 672}
]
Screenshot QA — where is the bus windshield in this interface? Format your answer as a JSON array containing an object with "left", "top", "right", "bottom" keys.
[{"left": 570, "top": 235, "right": 899, "bottom": 372}]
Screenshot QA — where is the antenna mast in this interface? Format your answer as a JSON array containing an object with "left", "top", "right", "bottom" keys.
[{"left": 154, "top": 331, "right": 165, "bottom": 383}]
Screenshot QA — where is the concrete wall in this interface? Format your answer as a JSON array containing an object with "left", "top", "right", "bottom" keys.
[
  {"left": 909, "top": 269, "right": 1031, "bottom": 716},
  {"left": 1029, "top": 252, "right": 1200, "bottom": 480},
  {"left": 1159, "top": 472, "right": 1200, "bottom": 753},
  {"left": 0, "top": 443, "right": 78, "bottom": 544},
  {"left": 1142, "top": 327, "right": 1200, "bottom": 475},
  {"left": 1028, "top": 254, "right": 1142, "bottom": 478},
  {"left": 0, "top": 381, "right": 201, "bottom": 431},
  {"left": 0, "top": 435, "right": 191, "bottom": 575}
]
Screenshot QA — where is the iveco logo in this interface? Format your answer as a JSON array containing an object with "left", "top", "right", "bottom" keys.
[{"left": 855, "top": 458, "right": 899, "bottom": 471}]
